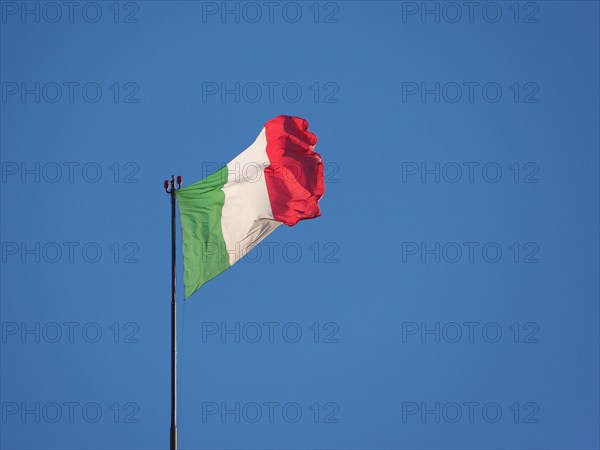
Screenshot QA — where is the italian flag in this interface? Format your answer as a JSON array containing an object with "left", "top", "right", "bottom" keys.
[{"left": 176, "top": 115, "right": 325, "bottom": 299}]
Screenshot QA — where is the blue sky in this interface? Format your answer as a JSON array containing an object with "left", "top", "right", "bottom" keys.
[{"left": 1, "top": 1, "right": 599, "bottom": 449}]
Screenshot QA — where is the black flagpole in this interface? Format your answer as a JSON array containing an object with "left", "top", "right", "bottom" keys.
[{"left": 165, "top": 175, "right": 181, "bottom": 450}]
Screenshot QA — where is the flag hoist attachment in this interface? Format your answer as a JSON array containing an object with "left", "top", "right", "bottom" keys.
[{"left": 164, "top": 175, "right": 182, "bottom": 450}]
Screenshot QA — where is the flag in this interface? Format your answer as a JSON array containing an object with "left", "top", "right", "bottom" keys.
[{"left": 176, "top": 115, "right": 325, "bottom": 298}]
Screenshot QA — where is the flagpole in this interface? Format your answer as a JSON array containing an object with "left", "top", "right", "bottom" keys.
[{"left": 166, "top": 175, "right": 180, "bottom": 450}]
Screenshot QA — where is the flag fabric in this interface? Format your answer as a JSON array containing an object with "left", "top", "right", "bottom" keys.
[{"left": 176, "top": 115, "right": 325, "bottom": 298}]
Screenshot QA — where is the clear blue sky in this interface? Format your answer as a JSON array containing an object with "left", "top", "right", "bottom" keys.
[{"left": 1, "top": 1, "right": 598, "bottom": 449}]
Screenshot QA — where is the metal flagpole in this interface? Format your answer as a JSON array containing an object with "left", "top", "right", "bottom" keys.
[{"left": 165, "top": 175, "right": 181, "bottom": 450}]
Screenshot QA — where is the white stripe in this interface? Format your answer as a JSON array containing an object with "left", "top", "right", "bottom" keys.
[{"left": 221, "top": 128, "right": 281, "bottom": 266}]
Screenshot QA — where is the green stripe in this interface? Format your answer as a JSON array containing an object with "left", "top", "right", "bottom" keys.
[{"left": 176, "top": 167, "right": 229, "bottom": 298}]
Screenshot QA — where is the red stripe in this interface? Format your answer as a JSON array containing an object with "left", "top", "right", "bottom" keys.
[{"left": 264, "top": 115, "right": 325, "bottom": 226}]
